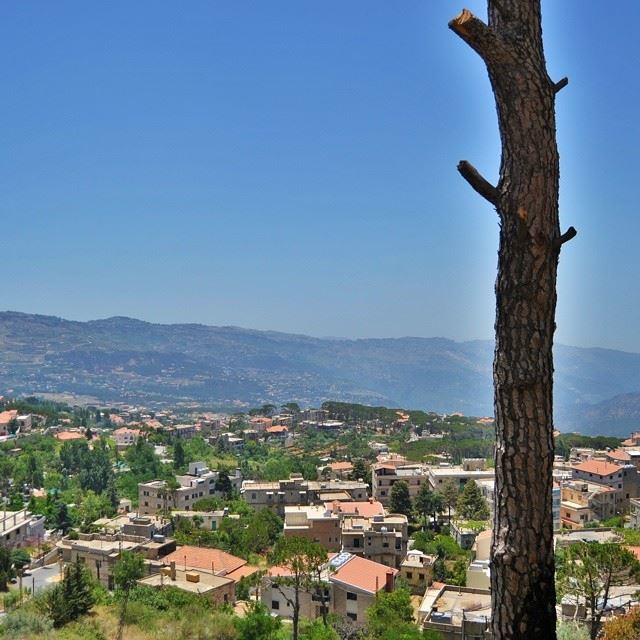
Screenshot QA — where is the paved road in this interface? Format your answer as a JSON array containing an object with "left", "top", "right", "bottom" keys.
[
  {"left": 0, "top": 565, "right": 61, "bottom": 618},
  {"left": 24, "top": 564, "right": 62, "bottom": 594}
]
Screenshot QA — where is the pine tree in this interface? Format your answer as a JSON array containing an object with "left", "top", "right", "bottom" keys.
[
  {"left": 173, "top": 439, "right": 185, "bottom": 469},
  {"left": 114, "top": 551, "right": 145, "bottom": 640},
  {"left": 214, "top": 469, "right": 233, "bottom": 497},
  {"left": 54, "top": 501, "right": 73, "bottom": 534},
  {"left": 414, "top": 482, "right": 440, "bottom": 527},
  {"left": 390, "top": 481, "right": 413, "bottom": 517},
  {"left": 0, "top": 544, "right": 16, "bottom": 592},
  {"left": 449, "top": 2, "right": 575, "bottom": 634},
  {"left": 456, "top": 480, "right": 489, "bottom": 521},
  {"left": 63, "top": 558, "right": 94, "bottom": 620},
  {"left": 41, "top": 558, "right": 95, "bottom": 626}
]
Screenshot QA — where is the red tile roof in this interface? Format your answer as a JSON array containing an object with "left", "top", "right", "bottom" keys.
[
  {"left": 573, "top": 460, "right": 623, "bottom": 476},
  {"left": 608, "top": 449, "right": 632, "bottom": 462},
  {"left": 325, "top": 501, "right": 385, "bottom": 518},
  {"left": 55, "top": 431, "right": 85, "bottom": 441},
  {"left": 267, "top": 565, "right": 294, "bottom": 578},
  {"left": 0, "top": 410, "right": 18, "bottom": 425},
  {"left": 265, "top": 425, "right": 288, "bottom": 433},
  {"left": 226, "top": 564, "right": 261, "bottom": 582},
  {"left": 328, "top": 462, "right": 354, "bottom": 471},
  {"left": 330, "top": 555, "right": 398, "bottom": 594},
  {"left": 162, "top": 546, "right": 246, "bottom": 576},
  {"left": 114, "top": 427, "right": 140, "bottom": 435}
]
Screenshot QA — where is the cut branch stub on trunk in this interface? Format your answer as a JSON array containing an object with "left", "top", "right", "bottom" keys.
[{"left": 457, "top": 161, "right": 498, "bottom": 206}]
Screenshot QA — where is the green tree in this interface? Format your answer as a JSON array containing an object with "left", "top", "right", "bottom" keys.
[
  {"left": 78, "top": 490, "right": 114, "bottom": 530},
  {"left": 7, "top": 484, "right": 24, "bottom": 511},
  {"left": 25, "top": 452, "right": 44, "bottom": 488},
  {"left": 114, "top": 551, "right": 145, "bottom": 640},
  {"left": 300, "top": 618, "right": 340, "bottom": 640},
  {"left": 78, "top": 438, "right": 114, "bottom": 495},
  {"left": 456, "top": 480, "right": 489, "bottom": 521},
  {"left": 414, "top": 482, "right": 444, "bottom": 527},
  {"left": 557, "top": 543, "right": 640, "bottom": 640},
  {"left": 173, "top": 439, "right": 185, "bottom": 469},
  {"left": 389, "top": 481, "right": 412, "bottom": 517},
  {"left": 351, "top": 459, "right": 369, "bottom": 482},
  {"left": 39, "top": 558, "right": 95, "bottom": 627},
  {"left": 269, "top": 536, "right": 328, "bottom": 640},
  {"left": 0, "top": 544, "right": 16, "bottom": 592},
  {"left": 125, "top": 439, "right": 161, "bottom": 479},
  {"left": 244, "top": 509, "right": 283, "bottom": 554},
  {"left": 52, "top": 500, "right": 73, "bottom": 535},
  {"left": 366, "top": 585, "right": 421, "bottom": 639},
  {"left": 106, "top": 476, "right": 119, "bottom": 510},
  {"left": 440, "top": 479, "right": 459, "bottom": 521},
  {"left": 215, "top": 470, "right": 233, "bottom": 498},
  {"left": 234, "top": 602, "right": 283, "bottom": 640}
]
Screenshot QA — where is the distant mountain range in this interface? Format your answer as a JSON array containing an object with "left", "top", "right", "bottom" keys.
[{"left": 1, "top": 311, "right": 640, "bottom": 435}]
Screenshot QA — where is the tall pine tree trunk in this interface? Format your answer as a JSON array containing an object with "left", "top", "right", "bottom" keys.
[{"left": 449, "top": 3, "right": 575, "bottom": 638}]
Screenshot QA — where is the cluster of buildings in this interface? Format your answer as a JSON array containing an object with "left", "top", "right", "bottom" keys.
[
  {"left": 263, "top": 551, "right": 398, "bottom": 625},
  {"left": 372, "top": 455, "right": 494, "bottom": 507},
  {"left": 0, "top": 410, "right": 36, "bottom": 438},
  {"left": 283, "top": 500, "right": 408, "bottom": 568},
  {"left": 240, "top": 474, "right": 369, "bottom": 516},
  {"left": 55, "top": 512, "right": 257, "bottom": 605},
  {"left": 557, "top": 439, "right": 640, "bottom": 530},
  {"left": 138, "top": 462, "right": 243, "bottom": 515}
]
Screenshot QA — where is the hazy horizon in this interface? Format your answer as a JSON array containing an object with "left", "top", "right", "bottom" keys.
[{"left": 4, "top": 308, "right": 640, "bottom": 356}]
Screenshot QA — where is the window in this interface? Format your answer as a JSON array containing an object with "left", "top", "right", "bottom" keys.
[
  {"left": 347, "top": 613, "right": 357, "bottom": 621},
  {"left": 272, "top": 600, "right": 280, "bottom": 610},
  {"left": 406, "top": 572, "right": 413, "bottom": 580},
  {"left": 346, "top": 592, "right": 358, "bottom": 601}
]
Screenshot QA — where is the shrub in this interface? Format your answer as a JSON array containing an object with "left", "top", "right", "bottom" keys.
[{"left": 0, "top": 607, "right": 54, "bottom": 638}]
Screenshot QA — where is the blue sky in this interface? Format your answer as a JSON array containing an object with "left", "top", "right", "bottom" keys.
[{"left": 1, "top": 2, "right": 639, "bottom": 351}]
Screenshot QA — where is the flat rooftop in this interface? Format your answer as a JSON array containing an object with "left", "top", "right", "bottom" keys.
[
  {"left": 139, "top": 569, "right": 233, "bottom": 593},
  {"left": 429, "top": 468, "right": 494, "bottom": 477},
  {"left": 423, "top": 586, "right": 491, "bottom": 627}
]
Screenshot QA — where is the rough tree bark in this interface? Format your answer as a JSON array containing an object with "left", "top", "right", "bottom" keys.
[{"left": 449, "top": 3, "right": 575, "bottom": 638}]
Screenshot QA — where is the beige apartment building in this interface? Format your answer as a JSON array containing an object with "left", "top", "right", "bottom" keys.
[
  {"left": 263, "top": 552, "right": 398, "bottom": 626},
  {"left": 57, "top": 532, "right": 175, "bottom": 589},
  {"left": 428, "top": 466, "right": 495, "bottom": 493},
  {"left": 0, "top": 509, "right": 46, "bottom": 549},
  {"left": 241, "top": 474, "right": 368, "bottom": 516},
  {"left": 283, "top": 505, "right": 341, "bottom": 551},
  {"left": 283, "top": 500, "right": 407, "bottom": 568},
  {"left": 560, "top": 480, "right": 619, "bottom": 529},
  {"left": 340, "top": 513, "right": 408, "bottom": 568},
  {"left": 138, "top": 462, "right": 242, "bottom": 515},
  {"left": 371, "top": 463, "right": 428, "bottom": 506},
  {"left": 400, "top": 549, "right": 435, "bottom": 594}
]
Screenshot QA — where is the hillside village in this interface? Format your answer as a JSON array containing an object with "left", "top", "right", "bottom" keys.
[{"left": 0, "top": 397, "right": 639, "bottom": 638}]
